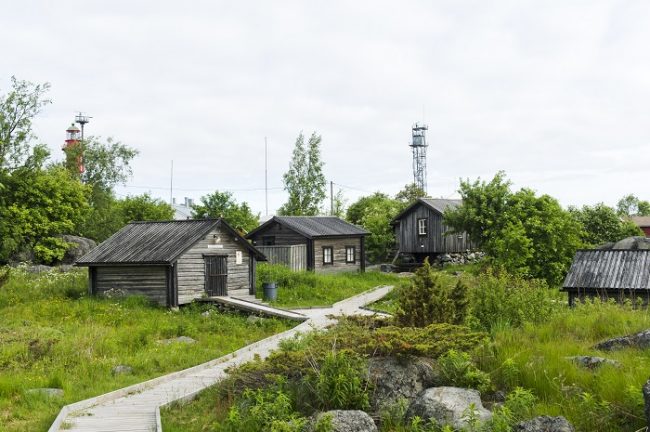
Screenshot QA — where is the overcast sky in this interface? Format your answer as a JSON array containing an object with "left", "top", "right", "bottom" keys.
[{"left": 2, "top": 1, "right": 649, "bottom": 215}]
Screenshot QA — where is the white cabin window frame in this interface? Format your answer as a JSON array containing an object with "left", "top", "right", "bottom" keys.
[
  {"left": 417, "top": 218, "right": 428, "bottom": 236},
  {"left": 322, "top": 246, "right": 333, "bottom": 265},
  {"left": 345, "top": 246, "right": 356, "bottom": 264}
]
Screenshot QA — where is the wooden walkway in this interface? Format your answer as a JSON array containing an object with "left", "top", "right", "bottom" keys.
[
  {"left": 200, "top": 295, "right": 309, "bottom": 321},
  {"left": 49, "top": 286, "right": 393, "bottom": 432}
]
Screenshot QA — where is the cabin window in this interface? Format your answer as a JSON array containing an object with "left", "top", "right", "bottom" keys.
[
  {"left": 235, "top": 250, "right": 243, "bottom": 264},
  {"left": 345, "top": 246, "right": 356, "bottom": 264},
  {"left": 262, "top": 236, "right": 275, "bottom": 246},
  {"left": 417, "top": 218, "right": 428, "bottom": 236},
  {"left": 322, "top": 246, "right": 333, "bottom": 265}
]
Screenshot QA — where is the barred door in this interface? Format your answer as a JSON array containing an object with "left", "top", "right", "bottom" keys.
[{"left": 205, "top": 256, "right": 228, "bottom": 296}]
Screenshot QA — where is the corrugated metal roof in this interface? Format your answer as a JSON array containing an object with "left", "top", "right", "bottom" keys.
[
  {"left": 77, "top": 219, "right": 265, "bottom": 265},
  {"left": 563, "top": 250, "right": 650, "bottom": 290},
  {"left": 247, "top": 216, "right": 368, "bottom": 239}
]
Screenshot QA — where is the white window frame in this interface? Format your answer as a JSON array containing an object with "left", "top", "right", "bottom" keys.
[
  {"left": 417, "top": 218, "right": 428, "bottom": 236},
  {"left": 322, "top": 246, "right": 333, "bottom": 265},
  {"left": 345, "top": 246, "right": 356, "bottom": 264}
]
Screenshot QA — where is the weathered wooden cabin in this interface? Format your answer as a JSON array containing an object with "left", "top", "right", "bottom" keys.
[
  {"left": 246, "top": 216, "right": 368, "bottom": 273},
  {"left": 562, "top": 249, "right": 650, "bottom": 306},
  {"left": 631, "top": 216, "right": 650, "bottom": 237},
  {"left": 391, "top": 198, "right": 472, "bottom": 263},
  {"left": 76, "top": 219, "right": 266, "bottom": 307}
]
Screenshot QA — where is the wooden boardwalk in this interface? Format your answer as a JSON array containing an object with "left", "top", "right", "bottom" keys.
[{"left": 49, "top": 286, "right": 393, "bottom": 432}]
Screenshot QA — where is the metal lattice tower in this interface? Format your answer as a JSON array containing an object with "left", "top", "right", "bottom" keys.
[{"left": 410, "top": 122, "right": 428, "bottom": 193}]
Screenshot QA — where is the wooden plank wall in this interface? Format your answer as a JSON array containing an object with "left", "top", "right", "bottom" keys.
[
  {"left": 248, "top": 221, "right": 307, "bottom": 246},
  {"left": 95, "top": 266, "right": 168, "bottom": 306},
  {"left": 257, "top": 245, "right": 307, "bottom": 271},
  {"left": 176, "top": 227, "right": 251, "bottom": 304},
  {"left": 313, "top": 237, "right": 362, "bottom": 274},
  {"left": 396, "top": 206, "right": 471, "bottom": 254}
]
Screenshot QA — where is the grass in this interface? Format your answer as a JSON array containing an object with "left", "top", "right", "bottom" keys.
[
  {"left": 0, "top": 266, "right": 294, "bottom": 432},
  {"left": 255, "top": 263, "right": 408, "bottom": 308}
]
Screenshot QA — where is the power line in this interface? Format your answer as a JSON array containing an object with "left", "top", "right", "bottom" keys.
[{"left": 121, "top": 184, "right": 284, "bottom": 193}]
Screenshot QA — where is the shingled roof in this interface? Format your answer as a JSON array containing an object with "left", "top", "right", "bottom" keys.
[
  {"left": 246, "top": 216, "right": 368, "bottom": 240},
  {"left": 77, "top": 218, "right": 264, "bottom": 266},
  {"left": 392, "top": 198, "right": 462, "bottom": 224},
  {"left": 562, "top": 249, "right": 650, "bottom": 290}
]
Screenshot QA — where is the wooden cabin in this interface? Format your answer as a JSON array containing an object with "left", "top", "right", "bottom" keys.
[
  {"left": 631, "top": 216, "right": 650, "bottom": 237},
  {"left": 562, "top": 249, "right": 650, "bottom": 306},
  {"left": 246, "top": 216, "right": 368, "bottom": 273},
  {"left": 76, "top": 219, "right": 266, "bottom": 307},
  {"left": 391, "top": 198, "right": 472, "bottom": 263}
]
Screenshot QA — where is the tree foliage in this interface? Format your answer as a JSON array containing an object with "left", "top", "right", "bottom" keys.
[
  {"left": 0, "top": 77, "right": 51, "bottom": 170},
  {"left": 278, "top": 132, "right": 326, "bottom": 216},
  {"left": 616, "top": 194, "right": 650, "bottom": 217},
  {"left": 394, "top": 259, "right": 468, "bottom": 327},
  {"left": 192, "top": 190, "right": 259, "bottom": 232},
  {"left": 395, "top": 183, "right": 427, "bottom": 204},
  {"left": 444, "top": 172, "right": 582, "bottom": 285},
  {"left": 118, "top": 193, "right": 174, "bottom": 222},
  {"left": 569, "top": 203, "right": 642, "bottom": 247}
]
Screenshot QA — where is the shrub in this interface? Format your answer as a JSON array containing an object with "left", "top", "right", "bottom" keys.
[
  {"left": 469, "top": 270, "right": 558, "bottom": 332},
  {"left": 394, "top": 259, "right": 468, "bottom": 327},
  {"left": 308, "top": 350, "right": 369, "bottom": 411},
  {"left": 438, "top": 350, "right": 491, "bottom": 394}
]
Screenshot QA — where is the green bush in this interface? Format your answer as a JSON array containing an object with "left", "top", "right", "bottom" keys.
[
  {"left": 469, "top": 270, "right": 558, "bottom": 332},
  {"left": 309, "top": 350, "right": 369, "bottom": 411},
  {"left": 438, "top": 350, "right": 491, "bottom": 394},
  {"left": 394, "top": 259, "right": 468, "bottom": 327}
]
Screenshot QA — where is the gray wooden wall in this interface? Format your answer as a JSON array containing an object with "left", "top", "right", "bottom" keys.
[
  {"left": 396, "top": 206, "right": 471, "bottom": 254},
  {"left": 176, "top": 226, "right": 251, "bottom": 304},
  {"left": 95, "top": 265, "right": 168, "bottom": 306},
  {"left": 257, "top": 244, "right": 307, "bottom": 271},
  {"left": 248, "top": 221, "right": 307, "bottom": 246},
  {"left": 313, "top": 237, "right": 362, "bottom": 274}
]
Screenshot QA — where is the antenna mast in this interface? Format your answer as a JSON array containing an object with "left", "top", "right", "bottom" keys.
[
  {"left": 410, "top": 122, "right": 428, "bottom": 193},
  {"left": 75, "top": 112, "right": 92, "bottom": 141}
]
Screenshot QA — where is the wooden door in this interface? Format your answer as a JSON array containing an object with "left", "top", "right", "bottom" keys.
[{"left": 205, "top": 256, "right": 228, "bottom": 296}]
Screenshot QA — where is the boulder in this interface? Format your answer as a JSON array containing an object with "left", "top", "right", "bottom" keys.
[
  {"left": 594, "top": 329, "right": 650, "bottom": 351},
  {"left": 643, "top": 379, "right": 650, "bottom": 430},
  {"left": 566, "top": 356, "right": 621, "bottom": 369},
  {"left": 405, "top": 387, "right": 491, "bottom": 429},
  {"left": 367, "top": 357, "right": 441, "bottom": 411},
  {"left": 312, "top": 410, "right": 377, "bottom": 432},
  {"left": 60, "top": 235, "right": 97, "bottom": 264},
  {"left": 112, "top": 365, "right": 133, "bottom": 375},
  {"left": 157, "top": 336, "right": 197, "bottom": 345},
  {"left": 247, "top": 315, "right": 266, "bottom": 324},
  {"left": 27, "top": 388, "right": 64, "bottom": 398},
  {"left": 514, "top": 416, "right": 575, "bottom": 432}
]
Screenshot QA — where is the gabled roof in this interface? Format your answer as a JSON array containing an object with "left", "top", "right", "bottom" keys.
[
  {"left": 562, "top": 249, "right": 650, "bottom": 290},
  {"left": 246, "top": 216, "right": 368, "bottom": 240},
  {"left": 391, "top": 198, "right": 462, "bottom": 224},
  {"left": 77, "top": 218, "right": 265, "bottom": 266},
  {"left": 631, "top": 216, "right": 650, "bottom": 228}
]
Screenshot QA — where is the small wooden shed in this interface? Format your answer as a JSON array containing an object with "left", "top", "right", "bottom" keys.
[
  {"left": 246, "top": 216, "right": 368, "bottom": 273},
  {"left": 391, "top": 198, "right": 472, "bottom": 262},
  {"left": 631, "top": 216, "right": 650, "bottom": 237},
  {"left": 76, "top": 219, "right": 266, "bottom": 307},
  {"left": 562, "top": 249, "right": 650, "bottom": 306}
]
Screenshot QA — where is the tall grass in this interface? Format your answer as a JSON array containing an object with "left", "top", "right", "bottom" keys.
[
  {"left": 0, "top": 266, "right": 294, "bottom": 432},
  {"left": 256, "top": 263, "right": 407, "bottom": 308}
]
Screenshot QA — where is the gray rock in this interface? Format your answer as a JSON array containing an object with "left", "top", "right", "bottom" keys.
[
  {"left": 201, "top": 310, "right": 213, "bottom": 317},
  {"left": 59, "top": 235, "right": 97, "bottom": 264},
  {"left": 643, "top": 379, "right": 650, "bottom": 430},
  {"left": 312, "top": 410, "right": 377, "bottom": 432},
  {"left": 566, "top": 356, "right": 621, "bottom": 369},
  {"left": 514, "top": 416, "right": 575, "bottom": 432},
  {"left": 440, "top": 254, "right": 452, "bottom": 262},
  {"left": 112, "top": 365, "right": 133, "bottom": 375},
  {"left": 27, "top": 388, "right": 64, "bottom": 398},
  {"left": 368, "top": 357, "right": 441, "bottom": 411},
  {"left": 405, "top": 387, "right": 491, "bottom": 429},
  {"left": 594, "top": 329, "right": 650, "bottom": 351},
  {"left": 157, "top": 336, "right": 197, "bottom": 345},
  {"left": 247, "top": 315, "right": 265, "bottom": 324}
]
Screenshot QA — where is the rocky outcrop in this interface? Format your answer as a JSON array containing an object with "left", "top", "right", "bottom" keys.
[
  {"left": 60, "top": 235, "right": 97, "bottom": 264},
  {"left": 405, "top": 387, "right": 491, "bottom": 429},
  {"left": 368, "top": 357, "right": 441, "bottom": 411},
  {"left": 26, "top": 388, "right": 64, "bottom": 398},
  {"left": 594, "top": 329, "right": 650, "bottom": 351},
  {"left": 566, "top": 356, "right": 620, "bottom": 369},
  {"left": 112, "top": 365, "right": 133, "bottom": 375},
  {"left": 433, "top": 251, "right": 485, "bottom": 267},
  {"left": 598, "top": 236, "right": 650, "bottom": 250},
  {"left": 157, "top": 336, "right": 197, "bottom": 345},
  {"left": 514, "top": 416, "right": 575, "bottom": 432},
  {"left": 311, "top": 410, "right": 377, "bottom": 432}
]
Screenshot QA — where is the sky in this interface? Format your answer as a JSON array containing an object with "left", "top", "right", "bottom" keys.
[{"left": 2, "top": 1, "right": 649, "bottom": 216}]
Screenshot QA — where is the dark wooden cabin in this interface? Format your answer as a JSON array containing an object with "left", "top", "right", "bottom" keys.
[
  {"left": 562, "top": 249, "right": 650, "bottom": 306},
  {"left": 76, "top": 219, "right": 266, "bottom": 307},
  {"left": 246, "top": 216, "right": 368, "bottom": 273},
  {"left": 391, "top": 198, "right": 472, "bottom": 263}
]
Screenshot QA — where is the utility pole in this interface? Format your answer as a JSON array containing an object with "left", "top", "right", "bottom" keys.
[
  {"left": 264, "top": 137, "right": 268, "bottom": 216},
  {"left": 330, "top": 181, "right": 334, "bottom": 216},
  {"left": 170, "top": 160, "right": 174, "bottom": 206}
]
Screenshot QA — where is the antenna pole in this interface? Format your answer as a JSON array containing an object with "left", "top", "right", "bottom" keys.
[
  {"left": 170, "top": 160, "right": 174, "bottom": 206},
  {"left": 330, "top": 181, "right": 334, "bottom": 216},
  {"left": 264, "top": 137, "right": 268, "bottom": 216}
]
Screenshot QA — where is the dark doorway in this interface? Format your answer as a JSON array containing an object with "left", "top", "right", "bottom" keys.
[{"left": 205, "top": 255, "right": 228, "bottom": 296}]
